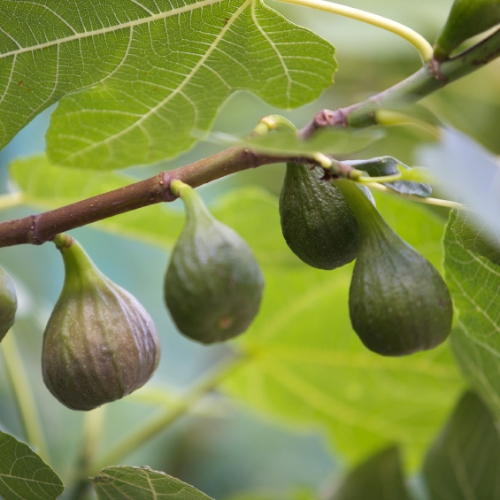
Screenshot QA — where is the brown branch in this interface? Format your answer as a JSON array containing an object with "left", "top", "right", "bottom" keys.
[
  {"left": 1, "top": 28, "right": 500, "bottom": 249},
  {"left": 0, "top": 147, "right": 281, "bottom": 248}
]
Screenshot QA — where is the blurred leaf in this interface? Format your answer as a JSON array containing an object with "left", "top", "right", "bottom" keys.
[
  {"left": 418, "top": 127, "right": 500, "bottom": 238},
  {"left": 224, "top": 190, "right": 464, "bottom": 467},
  {"left": 423, "top": 391, "right": 500, "bottom": 500},
  {"left": 239, "top": 128, "right": 382, "bottom": 156},
  {"left": 0, "top": 431, "right": 64, "bottom": 500},
  {"left": 331, "top": 446, "right": 412, "bottom": 500},
  {"left": 93, "top": 466, "right": 213, "bottom": 499},
  {"left": 450, "top": 211, "right": 500, "bottom": 265},
  {"left": 444, "top": 211, "right": 500, "bottom": 417},
  {"left": 345, "top": 156, "right": 432, "bottom": 197},
  {"left": 226, "top": 489, "right": 317, "bottom": 500}
]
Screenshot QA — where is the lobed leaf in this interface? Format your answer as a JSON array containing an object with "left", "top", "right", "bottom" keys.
[
  {"left": 0, "top": 431, "right": 64, "bottom": 500},
  {"left": 444, "top": 211, "right": 500, "bottom": 418},
  {"left": 449, "top": 211, "right": 500, "bottom": 266},
  {"left": 93, "top": 466, "right": 214, "bottom": 500},
  {"left": 0, "top": 0, "right": 336, "bottom": 170}
]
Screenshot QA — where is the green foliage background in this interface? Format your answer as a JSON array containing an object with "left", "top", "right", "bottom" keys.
[{"left": 1, "top": 0, "right": 500, "bottom": 499}]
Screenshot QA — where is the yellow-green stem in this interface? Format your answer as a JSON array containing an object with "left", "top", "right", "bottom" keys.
[
  {"left": 89, "top": 354, "right": 246, "bottom": 475},
  {"left": 276, "top": 0, "right": 433, "bottom": 61},
  {"left": 367, "top": 182, "right": 466, "bottom": 209},
  {"left": 1, "top": 330, "right": 49, "bottom": 461},
  {"left": 375, "top": 110, "right": 441, "bottom": 138}
]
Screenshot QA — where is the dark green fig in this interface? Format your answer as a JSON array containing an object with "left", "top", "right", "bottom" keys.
[
  {"left": 279, "top": 162, "right": 361, "bottom": 270},
  {"left": 164, "top": 181, "right": 264, "bottom": 344},
  {"left": 0, "top": 266, "right": 17, "bottom": 341},
  {"left": 42, "top": 235, "right": 160, "bottom": 411},
  {"left": 434, "top": 0, "right": 500, "bottom": 60},
  {"left": 336, "top": 179, "right": 453, "bottom": 356}
]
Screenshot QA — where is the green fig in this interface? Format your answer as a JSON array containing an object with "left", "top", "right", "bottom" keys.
[
  {"left": 279, "top": 162, "right": 361, "bottom": 270},
  {"left": 42, "top": 235, "right": 160, "bottom": 411},
  {"left": 164, "top": 181, "right": 264, "bottom": 344},
  {"left": 0, "top": 266, "right": 17, "bottom": 341},
  {"left": 434, "top": 0, "right": 500, "bottom": 60},
  {"left": 335, "top": 179, "right": 453, "bottom": 356}
]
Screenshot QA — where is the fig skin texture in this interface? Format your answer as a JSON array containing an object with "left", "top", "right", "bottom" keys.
[
  {"left": 0, "top": 266, "right": 17, "bottom": 341},
  {"left": 42, "top": 236, "right": 160, "bottom": 411},
  {"left": 164, "top": 182, "right": 264, "bottom": 344},
  {"left": 336, "top": 179, "right": 453, "bottom": 356},
  {"left": 279, "top": 163, "right": 361, "bottom": 270}
]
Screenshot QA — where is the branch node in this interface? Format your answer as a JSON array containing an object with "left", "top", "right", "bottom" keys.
[
  {"left": 28, "top": 215, "right": 44, "bottom": 245},
  {"left": 428, "top": 58, "right": 449, "bottom": 84},
  {"left": 159, "top": 172, "right": 176, "bottom": 202}
]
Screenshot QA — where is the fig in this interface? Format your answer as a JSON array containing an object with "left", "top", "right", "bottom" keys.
[
  {"left": 164, "top": 181, "right": 264, "bottom": 344},
  {"left": 434, "top": 0, "right": 500, "bottom": 60},
  {"left": 335, "top": 179, "right": 453, "bottom": 356},
  {"left": 0, "top": 266, "right": 17, "bottom": 341},
  {"left": 279, "top": 162, "right": 361, "bottom": 270},
  {"left": 42, "top": 235, "right": 160, "bottom": 411}
]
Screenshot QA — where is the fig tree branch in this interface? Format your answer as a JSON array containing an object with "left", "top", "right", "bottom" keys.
[
  {"left": 300, "top": 27, "right": 500, "bottom": 134},
  {"left": 0, "top": 28, "right": 499, "bottom": 249}
]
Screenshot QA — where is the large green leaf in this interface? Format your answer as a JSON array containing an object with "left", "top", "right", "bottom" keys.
[
  {"left": 224, "top": 191, "right": 464, "bottom": 467},
  {"left": 0, "top": 431, "right": 64, "bottom": 500},
  {"left": 423, "top": 391, "right": 500, "bottom": 500},
  {"left": 448, "top": 210, "right": 500, "bottom": 266},
  {"left": 444, "top": 211, "right": 500, "bottom": 417},
  {"left": 0, "top": 0, "right": 336, "bottom": 170},
  {"left": 331, "top": 446, "right": 412, "bottom": 500},
  {"left": 93, "top": 466, "right": 214, "bottom": 499}
]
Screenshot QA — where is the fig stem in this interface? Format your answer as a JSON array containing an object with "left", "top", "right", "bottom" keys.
[
  {"left": 276, "top": 0, "right": 434, "bottom": 62},
  {"left": 252, "top": 114, "right": 297, "bottom": 136},
  {"left": 0, "top": 329, "right": 49, "bottom": 462},
  {"left": 89, "top": 353, "right": 246, "bottom": 475},
  {"left": 366, "top": 182, "right": 467, "bottom": 209}
]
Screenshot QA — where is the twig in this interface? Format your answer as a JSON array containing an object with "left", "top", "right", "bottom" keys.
[
  {"left": 0, "top": 29, "right": 499, "bottom": 248},
  {"left": 277, "top": 0, "right": 433, "bottom": 62}
]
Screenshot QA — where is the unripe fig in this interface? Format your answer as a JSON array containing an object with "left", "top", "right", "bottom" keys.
[
  {"left": 279, "top": 162, "right": 361, "bottom": 270},
  {"left": 42, "top": 235, "right": 160, "bottom": 411},
  {"left": 164, "top": 181, "right": 264, "bottom": 344},
  {"left": 0, "top": 266, "right": 17, "bottom": 341},
  {"left": 434, "top": 0, "right": 500, "bottom": 60},
  {"left": 336, "top": 179, "right": 453, "bottom": 356}
]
